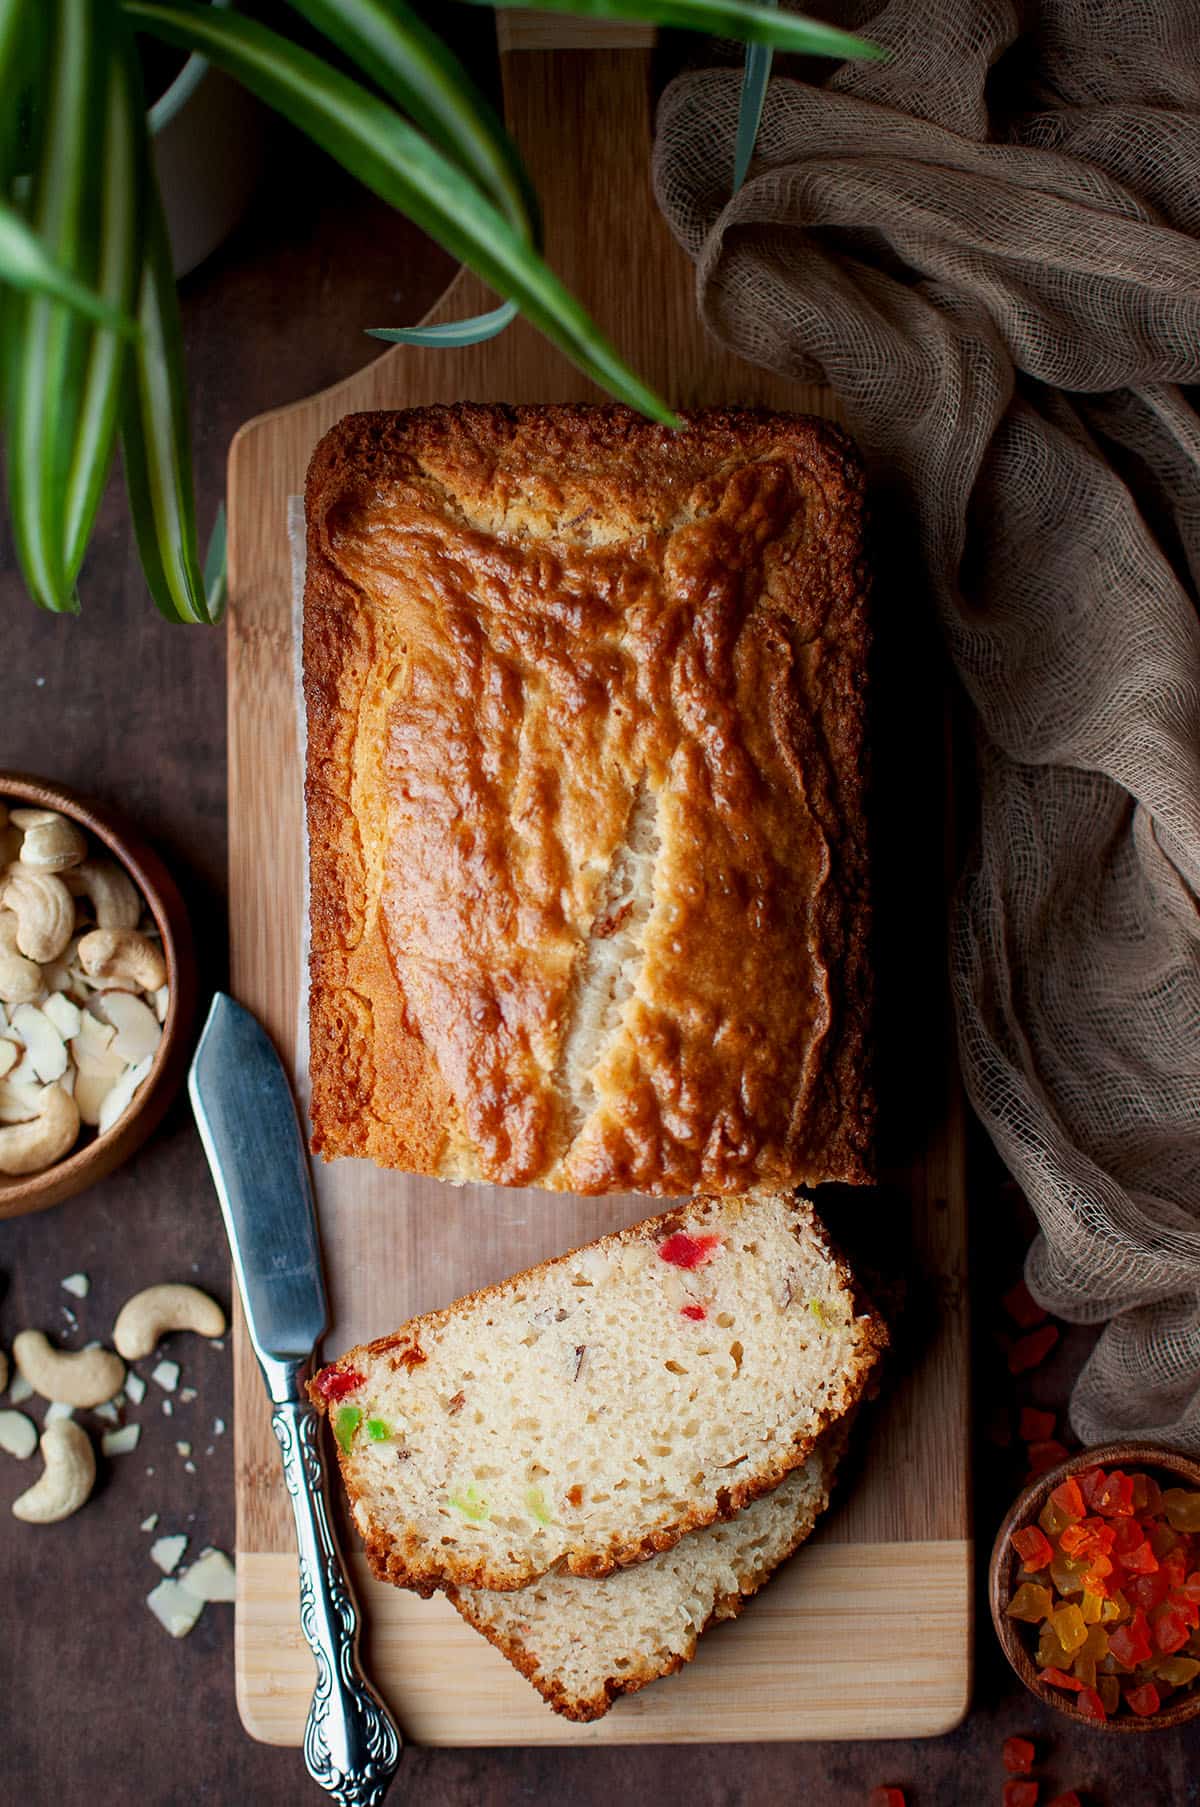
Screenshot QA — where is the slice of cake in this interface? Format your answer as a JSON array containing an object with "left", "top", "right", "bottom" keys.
[
  {"left": 451, "top": 1433, "right": 844, "bottom": 1720},
  {"left": 310, "top": 1192, "right": 884, "bottom": 1593},
  {"left": 303, "top": 403, "right": 872, "bottom": 1195}
]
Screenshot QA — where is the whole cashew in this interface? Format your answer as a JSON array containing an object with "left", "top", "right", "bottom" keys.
[
  {"left": 113, "top": 1284, "right": 226, "bottom": 1361},
  {"left": 0, "top": 911, "right": 41, "bottom": 1005},
  {"left": 16, "top": 811, "right": 87, "bottom": 874},
  {"left": 65, "top": 860, "right": 141, "bottom": 930},
  {"left": 0, "top": 868, "right": 74, "bottom": 962},
  {"left": 77, "top": 927, "right": 166, "bottom": 993},
  {"left": 12, "top": 1420, "right": 96, "bottom": 1523},
  {"left": 13, "top": 1330, "right": 124, "bottom": 1407},
  {"left": 0, "top": 1083, "right": 79, "bottom": 1174}
]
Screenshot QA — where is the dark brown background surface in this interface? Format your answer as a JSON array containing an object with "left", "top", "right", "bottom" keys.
[{"left": 1, "top": 118, "right": 1196, "bottom": 1807}]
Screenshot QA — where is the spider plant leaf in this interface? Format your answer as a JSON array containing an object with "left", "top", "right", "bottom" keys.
[
  {"left": 122, "top": 0, "right": 678, "bottom": 424},
  {"left": 474, "top": 0, "right": 883, "bottom": 60},
  {"left": 733, "top": 0, "right": 775, "bottom": 190},
  {"left": 4, "top": 0, "right": 111, "bottom": 615},
  {"left": 64, "top": 21, "right": 146, "bottom": 578},
  {"left": 284, "top": 0, "right": 539, "bottom": 238},
  {"left": 120, "top": 192, "right": 211, "bottom": 623},
  {"left": 0, "top": 201, "right": 137, "bottom": 332},
  {"left": 204, "top": 499, "right": 227, "bottom": 621},
  {"left": 367, "top": 299, "right": 518, "bottom": 348}
]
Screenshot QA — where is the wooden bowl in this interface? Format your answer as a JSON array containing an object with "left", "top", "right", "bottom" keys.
[
  {"left": 990, "top": 1439, "right": 1200, "bottom": 1733},
  {"left": 0, "top": 772, "right": 195, "bottom": 1219}
]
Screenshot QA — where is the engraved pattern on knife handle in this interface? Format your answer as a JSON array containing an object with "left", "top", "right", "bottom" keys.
[{"left": 272, "top": 1400, "right": 403, "bottom": 1805}]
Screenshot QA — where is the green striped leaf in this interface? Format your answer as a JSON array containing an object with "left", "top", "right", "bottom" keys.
[
  {"left": 473, "top": 0, "right": 883, "bottom": 59},
  {"left": 367, "top": 299, "right": 518, "bottom": 348},
  {"left": 122, "top": 0, "right": 677, "bottom": 423},
  {"left": 0, "top": 200, "right": 136, "bottom": 332},
  {"left": 733, "top": 0, "right": 776, "bottom": 190}
]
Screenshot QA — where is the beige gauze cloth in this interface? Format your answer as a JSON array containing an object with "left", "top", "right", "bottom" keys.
[{"left": 653, "top": 0, "right": 1200, "bottom": 1447}]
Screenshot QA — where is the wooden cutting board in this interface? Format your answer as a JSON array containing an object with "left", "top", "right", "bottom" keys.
[{"left": 226, "top": 31, "right": 970, "bottom": 1746}]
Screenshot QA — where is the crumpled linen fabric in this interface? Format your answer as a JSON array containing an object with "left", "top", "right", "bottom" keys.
[{"left": 653, "top": 0, "right": 1200, "bottom": 1444}]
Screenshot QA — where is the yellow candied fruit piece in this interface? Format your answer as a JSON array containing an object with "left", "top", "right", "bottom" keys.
[
  {"left": 1156, "top": 1656, "right": 1200, "bottom": 1688},
  {"left": 1051, "top": 1602, "right": 1088, "bottom": 1654},
  {"left": 1102, "top": 1590, "right": 1132, "bottom": 1624},
  {"left": 1037, "top": 1623, "right": 1073, "bottom": 1670},
  {"left": 1007, "top": 1582, "right": 1053, "bottom": 1624},
  {"left": 1039, "top": 1497, "right": 1072, "bottom": 1537},
  {"left": 1050, "top": 1552, "right": 1088, "bottom": 1597},
  {"left": 1081, "top": 1589, "right": 1105, "bottom": 1625},
  {"left": 1162, "top": 1488, "right": 1200, "bottom": 1533}
]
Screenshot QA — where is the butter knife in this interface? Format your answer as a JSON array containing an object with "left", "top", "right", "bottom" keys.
[{"left": 189, "top": 992, "right": 402, "bottom": 1806}]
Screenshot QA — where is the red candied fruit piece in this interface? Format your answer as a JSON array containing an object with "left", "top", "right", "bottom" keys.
[
  {"left": 1095, "top": 1470, "right": 1136, "bottom": 1517},
  {"left": 314, "top": 1366, "right": 364, "bottom": 1402},
  {"left": 1109, "top": 1609, "right": 1153, "bottom": 1667},
  {"left": 1008, "top": 1324, "right": 1059, "bottom": 1374},
  {"left": 1046, "top": 1795, "right": 1083, "bottom": 1807},
  {"left": 1002, "top": 1736, "right": 1036, "bottom": 1774},
  {"left": 1020, "top": 1407, "right": 1057, "bottom": 1442},
  {"left": 868, "top": 1790, "right": 906, "bottom": 1807},
  {"left": 1038, "top": 1666, "right": 1083, "bottom": 1692},
  {"left": 1121, "top": 1539, "right": 1160, "bottom": 1576},
  {"left": 1003, "top": 1783, "right": 1038, "bottom": 1807},
  {"left": 1126, "top": 1681, "right": 1161, "bottom": 1717},
  {"left": 1013, "top": 1526, "right": 1054, "bottom": 1571},
  {"left": 1112, "top": 1517, "right": 1148, "bottom": 1557},
  {"left": 1075, "top": 1684, "right": 1108, "bottom": 1721},
  {"left": 1050, "top": 1477, "right": 1086, "bottom": 1522},
  {"left": 679, "top": 1303, "right": 706, "bottom": 1322},
  {"left": 1077, "top": 1466, "right": 1107, "bottom": 1510},
  {"left": 1027, "top": 1440, "right": 1071, "bottom": 1479},
  {"left": 1124, "top": 1568, "right": 1169, "bottom": 1611},
  {"left": 1152, "top": 1602, "right": 1192, "bottom": 1655},
  {"left": 658, "top": 1232, "right": 721, "bottom": 1270},
  {"left": 1003, "top": 1278, "right": 1048, "bottom": 1328}
]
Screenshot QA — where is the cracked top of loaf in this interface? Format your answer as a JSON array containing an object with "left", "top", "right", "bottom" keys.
[{"left": 302, "top": 404, "right": 872, "bottom": 1193}]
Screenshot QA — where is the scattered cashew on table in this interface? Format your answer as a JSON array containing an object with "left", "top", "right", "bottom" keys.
[
  {"left": 13, "top": 1330, "right": 125, "bottom": 1408},
  {"left": 12, "top": 1420, "right": 96, "bottom": 1523},
  {"left": 113, "top": 1284, "right": 226, "bottom": 1361}
]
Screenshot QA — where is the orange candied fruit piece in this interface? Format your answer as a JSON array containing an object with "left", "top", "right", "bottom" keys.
[
  {"left": 1049, "top": 1476, "right": 1086, "bottom": 1522},
  {"left": 1008, "top": 1324, "right": 1059, "bottom": 1374},
  {"left": 1038, "top": 1665, "right": 1082, "bottom": 1692},
  {"left": 1003, "top": 1784, "right": 1038, "bottom": 1807},
  {"left": 1002, "top": 1736, "right": 1035, "bottom": 1774},
  {"left": 1012, "top": 1525, "right": 1054, "bottom": 1572},
  {"left": 1095, "top": 1469, "right": 1136, "bottom": 1517}
]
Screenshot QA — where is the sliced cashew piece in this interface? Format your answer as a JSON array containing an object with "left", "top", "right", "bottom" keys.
[
  {"left": 113, "top": 1284, "right": 226, "bottom": 1361},
  {"left": 0, "top": 1039, "right": 17, "bottom": 1080},
  {"left": 0, "top": 1082, "right": 79, "bottom": 1173},
  {"left": 8, "top": 1004, "right": 68, "bottom": 1083},
  {"left": 0, "top": 1409, "right": 38, "bottom": 1459},
  {"left": 17, "top": 812, "right": 87, "bottom": 873},
  {"left": 93, "top": 991, "right": 160, "bottom": 1064},
  {"left": 97, "top": 1052, "right": 153, "bottom": 1134},
  {"left": 0, "top": 910, "right": 41, "bottom": 1005},
  {"left": 65, "top": 859, "right": 141, "bottom": 930},
  {"left": 77, "top": 927, "right": 167, "bottom": 993},
  {"left": 0, "top": 868, "right": 74, "bottom": 962},
  {"left": 12, "top": 1420, "right": 96, "bottom": 1523},
  {"left": 0, "top": 1076, "right": 43, "bottom": 1124},
  {"left": 13, "top": 1329, "right": 124, "bottom": 1407}
]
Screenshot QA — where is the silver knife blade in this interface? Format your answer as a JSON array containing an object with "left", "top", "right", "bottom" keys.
[{"left": 188, "top": 992, "right": 327, "bottom": 1372}]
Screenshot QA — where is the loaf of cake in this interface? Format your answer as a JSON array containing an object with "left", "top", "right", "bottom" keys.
[
  {"left": 309, "top": 1191, "right": 885, "bottom": 1593},
  {"left": 451, "top": 1432, "right": 843, "bottom": 1720},
  {"left": 303, "top": 404, "right": 872, "bottom": 1195}
]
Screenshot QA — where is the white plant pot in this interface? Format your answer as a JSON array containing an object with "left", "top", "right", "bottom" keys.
[{"left": 150, "top": 32, "right": 264, "bottom": 279}]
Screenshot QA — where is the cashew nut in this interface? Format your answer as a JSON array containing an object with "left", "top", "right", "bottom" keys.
[
  {"left": 77, "top": 927, "right": 166, "bottom": 993},
  {"left": 16, "top": 810, "right": 87, "bottom": 873},
  {"left": 13, "top": 1329, "right": 124, "bottom": 1407},
  {"left": 113, "top": 1284, "right": 226, "bottom": 1360},
  {"left": 0, "top": 911, "right": 41, "bottom": 1005},
  {"left": 12, "top": 1420, "right": 96, "bottom": 1522},
  {"left": 65, "top": 859, "right": 141, "bottom": 930},
  {"left": 0, "top": 868, "right": 74, "bottom": 962},
  {"left": 0, "top": 1082, "right": 79, "bottom": 1174}
]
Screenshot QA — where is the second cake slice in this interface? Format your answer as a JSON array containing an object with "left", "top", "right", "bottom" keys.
[{"left": 311, "top": 1192, "right": 884, "bottom": 1593}]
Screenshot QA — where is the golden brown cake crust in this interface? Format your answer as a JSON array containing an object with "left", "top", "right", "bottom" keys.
[{"left": 304, "top": 404, "right": 872, "bottom": 1192}]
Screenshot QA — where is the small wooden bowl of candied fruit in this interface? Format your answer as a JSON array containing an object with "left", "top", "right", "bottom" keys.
[{"left": 991, "top": 1441, "right": 1200, "bottom": 1733}]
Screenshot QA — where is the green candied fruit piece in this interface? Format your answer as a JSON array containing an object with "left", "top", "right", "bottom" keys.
[
  {"left": 366, "top": 1418, "right": 391, "bottom": 1442},
  {"left": 448, "top": 1483, "right": 489, "bottom": 1522},
  {"left": 808, "top": 1298, "right": 827, "bottom": 1326},
  {"left": 334, "top": 1405, "right": 362, "bottom": 1453},
  {"left": 525, "top": 1485, "right": 553, "bottom": 1526}
]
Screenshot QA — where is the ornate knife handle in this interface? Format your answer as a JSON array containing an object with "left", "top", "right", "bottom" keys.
[{"left": 271, "top": 1394, "right": 403, "bottom": 1805}]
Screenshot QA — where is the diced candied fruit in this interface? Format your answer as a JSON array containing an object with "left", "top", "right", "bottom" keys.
[
  {"left": 1126, "top": 1681, "right": 1161, "bottom": 1717},
  {"left": 1027, "top": 1440, "right": 1071, "bottom": 1480},
  {"left": 1109, "top": 1610, "right": 1153, "bottom": 1668},
  {"left": 1162, "top": 1488, "right": 1200, "bottom": 1533},
  {"left": 1077, "top": 1466, "right": 1106, "bottom": 1510},
  {"left": 1147, "top": 1520, "right": 1179, "bottom": 1559},
  {"left": 1008, "top": 1583, "right": 1053, "bottom": 1624},
  {"left": 1020, "top": 1407, "right": 1057, "bottom": 1442},
  {"left": 333, "top": 1404, "right": 362, "bottom": 1454},
  {"left": 1038, "top": 1665, "right": 1082, "bottom": 1692},
  {"left": 1050, "top": 1603, "right": 1087, "bottom": 1653},
  {"left": 868, "top": 1789, "right": 906, "bottom": 1807},
  {"left": 680, "top": 1303, "right": 707, "bottom": 1321},
  {"left": 1097, "top": 1674, "right": 1121, "bottom": 1715},
  {"left": 657, "top": 1232, "right": 722, "bottom": 1270},
  {"left": 1080, "top": 1552, "right": 1113, "bottom": 1590},
  {"left": 1002, "top": 1783, "right": 1038, "bottom": 1807},
  {"left": 1121, "top": 1539, "right": 1159, "bottom": 1576},
  {"left": 1101, "top": 1590, "right": 1131, "bottom": 1623},
  {"left": 1046, "top": 1795, "right": 1083, "bottom": 1807},
  {"left": 1050, "top": 1477, "right": 1086, "bottom": 1522},
  {"left": 1039, "top": 1496, "right": 1071, "bottom": 1537},
  {"left": 1013, "top": 1526, "right": 1054, "bottom": 1572},
  {"left": 314, "top": 1365, "right": 364, "bottom": 1401},
  {"left": 1002, "top": 1736, "right": 1035, "bottom": 1774},
  {"left": 1095, "top": 1470, "right": 1136, "bottom": 1517},
  {"left": 1036, "top": 1624, "right": 1073, "bottom": 1670},
  {"left": 1151, "top": 1602, "right": 1192, "bottom": 1655},
  {"left": 1050, "top": 1551, "right": 1088, "bottom": 1597},
  {"left": 1080, "top": 1589, "right": 1104, "bottom": 1625},
  {"left": 1075, "top": 1684, "right": 1108, "bottom": 1721},
  {"left": 1009, "top": 1325, "right": 1059, "bottom": 1374},
  {"left": 1180, "top": 1572, "right": 1200, "bottom": 1603},
  {"left": 1155, "top": 1655, "right": 1200, "bottom": 1688},
  {"left": 1133, "top": 1473, "right": 1163, "bottom": 1514},
  {"left": 1124, "top": 1569, "right": 1169, "bottom": 1612},
  {"left": 1003, "top": 1278, "right": 1047, "bottom": 1328}
]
